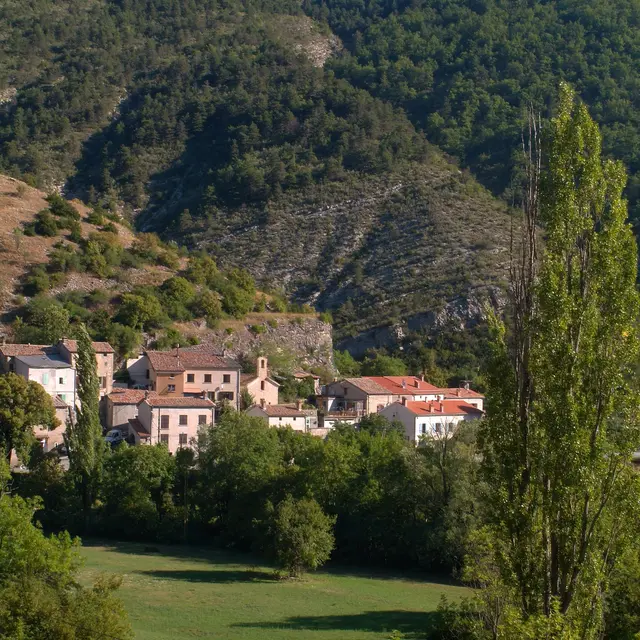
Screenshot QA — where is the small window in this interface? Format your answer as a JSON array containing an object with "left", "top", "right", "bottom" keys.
[
  {"left": 160, "top": 415, "right": 170, "bottom": 429},
  {"left": 167, "top": 384, "right": 176, "bottom": 392},
  {"left": 146, "top": 369, "right": 150, "bottom": 379},
  {"left": 223, "top": 374, "right": 231, "bottom": 384},
  {"left": 207, "top": 391, "right": 214, "bottom": 400},
  {"left": 179, "top": 415, "right": 188, "bottom": 426},
  {"left": 100, "top": 377, "right": 106, "bottom": 388},
  {"left": 160, "top": 434, "right": 169, "bottom": 445},
  {"left": 179, "top": 433, "right": 188, "bottom": 445},
  {"left": 434, "top": 423, "right": 442, "bottom": 435},
  {"left": 204, "top": 374, "right": 212, "bottom": 383},
  {"left": 42, "top": 373, "right": 49, "bottom": 385},
  {"left": 187, "top": 373, "right": 195, "bottom": 383},
  {"left": 260, "top": 381, "right": 265, "bottom": 391},
  {"left": 220, "top": 392, "right": 234, "bottom": 401},
  {"left": 59, "top": 377, "right": 64, "bottom": 385},
  {"left": 279, "top": 417, "right": 282, "bottom": 421},
  {"left": 198, "top": 415, "right": 207, "bottom": 425},
  {"left": 420, "top": 424, "right": 427, "bottom": 434},
  {"left": 261, "top": 359, "right": 265, "bottom": 369}
]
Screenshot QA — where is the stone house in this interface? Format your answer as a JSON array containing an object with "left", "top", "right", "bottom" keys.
[{"left": 246, "top": 401, "right": 314, "bottom": 432}]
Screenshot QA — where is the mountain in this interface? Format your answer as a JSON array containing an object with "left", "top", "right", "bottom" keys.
[
  {"left": 4, "top": 0, "right": 638, "bottom": 369},
  {"left": 0, "top": 175, "right": 334, "bottom": 374}
]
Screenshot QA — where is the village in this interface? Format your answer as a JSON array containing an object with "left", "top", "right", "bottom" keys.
[{"left": 0, "top": 337, "right": 485, "bottom": 461}]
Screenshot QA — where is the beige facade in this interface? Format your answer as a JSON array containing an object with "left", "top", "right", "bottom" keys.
[
  {"left": 57, "top": 339, "right": 115, "bottom": 395},
  {"left": 241, "top": 357, "right": 279, "bottom": 406},
  {"left": 137, "top": 397, "right": 215, "bottom": 454},
  {"left": 151, "top": 370, "right": 184, "bottom": 395},
  {"left": 104, "top": 389, "right": 147, "bottom": 431}
]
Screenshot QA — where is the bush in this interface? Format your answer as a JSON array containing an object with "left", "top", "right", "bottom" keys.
[
  {"left": 87, "top": 209, "right": 104, "bottom": 226},
  {"left": 185, "top": 255, "right": 218, "bottom": 286},
  {"left": 117, "top": 292, "right": 168, "bottom": 331},
  {"left": 221, "top": 285, "right": 254, "bottom": 319},
  {"left": 268, "top": 495, "right": 335, "bottom": 577},
  {"left": 24, "top": 266, "right": 50, "bottom": 296},
  {"left": 46, "top": 193, "right": 80, "bottom": 220},
  {"left": 34, "top": 210, "right": 59, "bottom": 237},
  {"left": 249, "top": 324, "right": 266, "bottom": 335}
]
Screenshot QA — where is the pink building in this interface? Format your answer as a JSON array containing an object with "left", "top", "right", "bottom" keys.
[
  {"left": 241, "top": 357, "right": 279, "bottom": 407},
  {"left": 134, "top": 396, "right": 215, "bottom": 454}
]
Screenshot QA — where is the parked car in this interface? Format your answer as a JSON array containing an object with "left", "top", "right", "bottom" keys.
[{"left": 105, "top": 429, "right": 126, "bottom": 447}]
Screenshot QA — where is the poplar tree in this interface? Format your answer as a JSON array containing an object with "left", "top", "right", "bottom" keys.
[
  {"left": 66, "top": 324, "right": 106, "bottom": 527},
  {"left": 480, "top": 84, "right": 640, "bottom": 637}
]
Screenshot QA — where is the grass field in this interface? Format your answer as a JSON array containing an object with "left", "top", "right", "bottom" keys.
[{"left": 80, "top": 542, "right": 469, "bottom": 640}]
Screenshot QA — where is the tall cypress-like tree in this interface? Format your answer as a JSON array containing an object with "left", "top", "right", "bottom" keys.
[
  {"left": 66, "top": 324, "right": 105, "bottom": 528},
  {"left": 480, "top": 84, "right": 640, "bottom": 636}
]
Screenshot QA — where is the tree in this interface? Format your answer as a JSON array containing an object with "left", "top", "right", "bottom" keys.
[
  {"left": 334, "top": 349, "right": 361, "bottom": 376},
  {"left": 268, "top": 495, "right": 335, "bottom": 577},
  {"left": 16, "top": 296, "right": 70, "bottom": 343},
  {"left": 0, "top": 374, "right": 58, "bottom": 462},
  {"left": 479, "top": 85, "right": 640, "bottom": 636},
  {"left": 66, "top": 324, "right": 106, "bottom": 528},
  {"left": 358, "top": 413, "right": 404, "bottom": 436},
  {"left": 361, "top": 353, "right": 407, "bottom": 376},
  {"left": 0, "top": 461, "right": 132, "bottom": 639}
]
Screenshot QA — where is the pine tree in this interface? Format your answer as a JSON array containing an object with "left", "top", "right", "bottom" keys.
[{"left": 66, "top": 324, "right": 106, "bottom": 529}]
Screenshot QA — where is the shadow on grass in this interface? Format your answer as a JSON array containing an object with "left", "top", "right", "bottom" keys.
[
  {"left": 232, "top": 610, "right": 441, "bottom": 636},
  {"left": 137, "top": 569, "right": 275, "bottom": 583}
]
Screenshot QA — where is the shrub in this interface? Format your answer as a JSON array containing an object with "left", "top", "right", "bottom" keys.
[
  {"left": 46, "top": 193, "right": 80, "bottom": 219},
  {"left": 101, "top": 222, "right": 118, "bottom": 234},
  {"left": 249, "top": 324, "right": 266, "bottom": 335},
  {"left": 24, "top": 266, "right": 50, "bottom": 296},
  {"left": 221, "top": 285, "right": 254, "bottom": 319},
  {"left": 34, "top": 210, "right": 58, "bottom": 237},
  {"left": 192, "top": 290, "right": 222, "bottom": 322},
  {"left": 117, "top": 293, "right": 167, "bottom": 331},
  {"left": 87, "top": 209, "right": 104, "bottom": 226},
  {"left": 227, "top": 268, "right": 256, "bottom": 296},
  {"left": 185, "top": 255, "right": 218, "bottom": 286}
]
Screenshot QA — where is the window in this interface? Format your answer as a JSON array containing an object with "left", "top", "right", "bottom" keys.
[
  {"left": 220, "top": 392, "right": 234, "bottom": 401},
  {"left": 434, "top": 423, "right": 442, "bottom": 435},
  {"left": 146, "top": 369, "right": 150, "bottom": 379},
  {"left": 420, "top": 424, "right": 427, "bottom": 434},
  {"left": 187, "top": 374, "right": 195, "bottom": 383},
  {"left": 42, "top": 373, "right": 49, "bottom": 385},
  {"left": 260, "top": 381, "right": 265, "bottom": 391},
  {"left": 160, "top": 434, "right": 169, "bottom": 445},
  {"left": 198, "top": 415, "right": 208, "bottom": 425},
  {"left": 261, "top": 359, "right": 266, "bottom": 369},
  {"left": 167, "top": 384, "right": 176, "bottom": 392},
  {"left": 100, "top": 377, "right": 106, "bottom": 388},
  {"left": 207, "top": 391, "right": 214, "bottom": 400},
  {"left": 59, "top": 377, "right": 64, "bottom": 385},
  {"left": 160, "top": 415, "right": 170, "bottom": 429},
  {"left": 179, "top": 433, "right": 188, "bottom": 446},
  {"left": 223, "top": 374, "right": 231, "bottom": 384},
  {"left": 279, "top": 417, "right": 282, "bottom": 421},
  {"left": 59, "top": 394, "right": 66, "bottom": 402},
  {"left": 204, "top": 374, "right": 212, "bottom": 383},
  {"left": 179, "top": 415, "right": 188, "bottom": 426}
]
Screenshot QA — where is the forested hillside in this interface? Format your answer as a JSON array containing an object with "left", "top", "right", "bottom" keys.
[{"left": 3, "top": 0, "right": 640, "bottom": 367}]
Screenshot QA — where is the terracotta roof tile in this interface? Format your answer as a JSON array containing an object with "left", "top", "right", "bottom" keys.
[
  {"left": 128, "top": 418, "right": 150, "bottom": 437},
  {"left": 143, "top": 396, "right": 215, "bottom": 408},
  {"left": 107, "top": 389, "right": 148, "bottom": 405},
  {"left": 440, "top": 387, "right": 485, "bottom": 399},
  {"left": 370, "top": 376, "right": 441, "bottom": 394},
  {"left": 0, "top": 344, "right": 50, "bottom": 357},
  {"left": 146, "top": 348, "right": 240, "bottom": 373},
  {"left": 60, "top": 339, "right": 115, "bottom": 354},
  {"left": 53, "top": 395, "right": 69, "bottom": 408},
  {"left": 403, "top": 400, "right": 483, "bottom": 417},
  {"left": 343, "top": 377, "right": 393, "bottom": 394},
  {"left": 254, "top": 404, "right": 306, "bottom": 417}
]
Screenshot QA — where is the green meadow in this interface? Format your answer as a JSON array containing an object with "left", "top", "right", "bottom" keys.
[{"left": 80, "top": 542, "right": 469, "bottom": 639}]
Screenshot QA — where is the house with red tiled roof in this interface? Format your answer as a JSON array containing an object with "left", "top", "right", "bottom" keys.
[
  {"left": 137, "top": 395, "right": 215, "bottom": 453},
  {"left": 321, "top": 376, "right": 485, "bottom": 418},
  {"left": 129, "top": 346, "right": 241, "bottom": 409},
  {"left": 380, "top": 398, "right": 483, "bottom": 443},
  {"left": 104, "top": 389, "right": 148, "bottom": 432}
]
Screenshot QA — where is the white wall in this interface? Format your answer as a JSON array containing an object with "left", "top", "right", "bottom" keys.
[
  {"left": 15, "top": 361, "right": 76, "bottom": 405},
  {"left": 127, "top": 355, "right": 149, "bottom": 386}
]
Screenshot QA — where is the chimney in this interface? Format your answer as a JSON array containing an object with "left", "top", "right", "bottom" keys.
[
  {"left": 463, "top": 380, "right": 470, "bottom": 390},
  {"left": 429, "top": 403, "right": 434, "bottom": 413},
  {"left": 401, "top": 397, "right": 407, "bottom": 406},
  {"left": 145, "top": 390, "right": 149, "bottom": 399},
  {"left": 414, "top": 379, "right": 419, "bottom": 388},
  {"left": 401, "top": 379, "right": 406, "bottom": 389},
  {"left": 439, "top": 403, "right": 444, "bottom": 413},
  {"left": 420, "top": 374, "right": 425, "bottom": 382},
  {"left": 296, "top": 399, "right": 303, "bottom": 410},
  {"left": 457, "top": 388, "right": 461, "bottom": 397}
]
